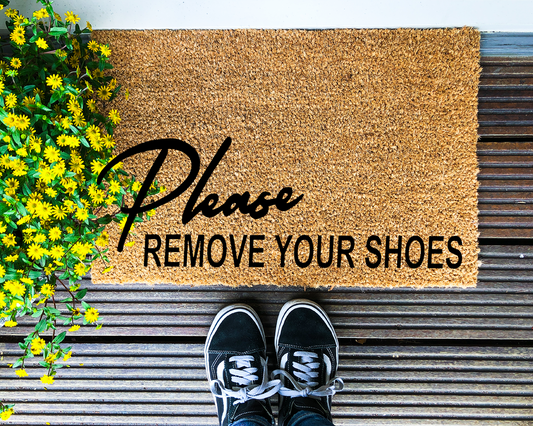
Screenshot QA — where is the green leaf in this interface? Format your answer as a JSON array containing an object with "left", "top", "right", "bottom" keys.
[
  {"left": 53, "top": 331, "right": 66, "bottom": 344},
  {"left": 60, "top": 297, "right": 73, "bottom": 303},
  {"left": 97, "top": 215, "right": 113, "bottom": 225},
  {"left": 49, "top": 27, "right": 68, "bottom": 36},
  {"left": 13, "top": 359, "right": 23, "bottom": 368},
  {"left": 47, "top": 308, "right": 61, "bottom": 315},
  {"left": 35, "top": 319, "right": 47, "bottom": 333},
  {"left": 76, "top": 288, "right": 88, "bottom": 299},
  {"left": 39, "top": 361, "right": 50, "bottom": 368},
  {"left": 18, "top": 342, "right": 27, "bottom": 351},
  {"left": 81, "top": 301, "right": 90, "bottom": 310},
  {"left": 50, "top": 89, "right": 62, "bottom": 104},
  {"left": 29, "top": 270, "right": 42, "bottom": 279}
]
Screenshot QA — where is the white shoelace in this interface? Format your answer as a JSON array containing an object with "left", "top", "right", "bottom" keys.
[
  {"left": 210, "top": 355, "right": 281, "bottom": 405},
  {"left": 272, "top": 350, "right": 344, "bottom": 398}
]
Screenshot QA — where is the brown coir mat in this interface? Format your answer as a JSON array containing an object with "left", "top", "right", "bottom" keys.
[{"left": 92, "top": 28, "right": 480, "bottom": 288}]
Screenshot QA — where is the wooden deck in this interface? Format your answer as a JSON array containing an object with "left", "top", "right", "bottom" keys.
[{"left": 1, "top": 35, "right": 533, "bottom": 425}]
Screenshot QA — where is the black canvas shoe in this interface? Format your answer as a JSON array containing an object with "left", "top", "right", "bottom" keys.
[
  {"left": 205, "top": 304, "right": 280, "bottom": 426},
  {"left": 272, "top": 299, "right": 344, "bottom": 426}
]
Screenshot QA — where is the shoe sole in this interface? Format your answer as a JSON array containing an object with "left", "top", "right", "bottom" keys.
[
  {"left": 204, "top": 304, "right": 266, "bottom": 367},
  {"left": 274, "top": 299, "right": 339, "bottom": 364}
]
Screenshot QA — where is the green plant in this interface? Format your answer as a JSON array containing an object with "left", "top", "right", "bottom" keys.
[{"left": 0, "top": 0, "right": 159, "bottom": 420}]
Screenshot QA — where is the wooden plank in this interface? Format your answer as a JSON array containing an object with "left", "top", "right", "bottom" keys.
[
  {"left": 481, "top": 33, "right": 533, "bottom": 58},
  {"left": 1, "top": 344, "right": 532, "bottom": 424}
]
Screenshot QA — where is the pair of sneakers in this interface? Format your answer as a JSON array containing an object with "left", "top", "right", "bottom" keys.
[{"left": 205, "top": 299, "right": 344, "bottom": 426}]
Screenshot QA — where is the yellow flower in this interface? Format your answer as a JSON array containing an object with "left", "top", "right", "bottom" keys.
[
  {"left": 95, "top": 231, "right": 109, "bottom": 247},
  {"left": 60, "top": 116, "right": 72, "bottom": 129},
  {"left": 2, "top": 234, "right": 16, "bottom": 247},
  {"left": 87, "top": 40, "right": 99, "bottom": 52},
  {"left": 91, "top": 189, "right": 105, "bottom": 205},
  {"left": 49, "top": 227, "right": 61, "bottom": 241},
  {"left": 32, "top": 234, "right": 46, "bottom": 244},
  {"left": 52, "top": 160, "right": 66, "bottom": 178},
  {"left": 4, "top": 280, "right": 25, "bottom": 297},
  {"left": 100, "top": 45, "right": 111, "bottom": 57},
  {"left": 27, "top": 243, "right": 45, "bottom": 260},
  {"left": 132, "top": 181, "right": 142, "bottom": 192},
  {"left": 35, "top": 201, "right": 53, "bottom": 220},
  {"left": 65, "top": 11, "right": 80, "bottom": 24},
  {"left": 5, "top": 93, "right": 17, "bottom": 108},
  {"left": 101, "top": 135, "right": 115, "bottom": 149},
  {"left": 44, "top": 145, "right": 61, "bottom": 163},
  {"left": 74, "top": 262, "right": 87, "bottom": 276},
  {"left": 5, "top": 177, "right": 19, "bottom": 195},
  {"left": 35, "top": 37, "right": 49, "bottom": 49},
  {"left": 69, "top": 154, "right": 84, "bottom": 174},
  {"left": 40, "top": 375, "right": 55, "bottom": 385},
  {"left": 90, "top": 159, "right": 104, "bottom": 175},
  {"left": 73, "top": 113, "right": 86, "bottom": 127},
  {"left": 5, "top": 319, "right": 17, "bottom": 327},
  {"left": 45, "top": 187, "right": 57, "bottom": 198},
  {"left": 10, "top": 57, "right": 21, "bottom": 69},
  {"left": 16, "top": 369, "right": 28, "bottom": 377},
  {"left": 63, "top": 351, "right": 72, "bottom": 361},
  {"left": 5, "top": 254, "right": 18, "bottom": 262},
  {"left": 52, "top": 206, "right": 67, "bottom": 220},
  {"left": 97, "top": 85, "right": 112, "bottom": 101},
  {"left": 0, "top": 408, "right": 14, "bottom": 420},
  {"left": 15, "top": 114, "right": 30, "bottom": 130},
  {"left": 15, "top": 147, "right": 28, "bottom": 157},
  {"left": 108, "top": 180, "right": 120, "bottom": 194},
  {"left": 45, "top": 352, "right": 58, "bottom": 363},
  {"left": 105, "top": 196, "right": 117, "bottom": 205},
  {"left": 86, "top": 21, "right": 92, "bottom": 31},
  {"left": 108, "top": 109, "right": 121, "bottom": 125},
  {"left": 85, "top": 124, "right": 100, "bottom": 143},
  {"left": 10, "top": 27, "right": 25, "bottom": 45},
  {"left": 0, "top": 266, "right": 5, "bottom": 278},
  {"left": 125, "top": 241, "right": 135, "bottom": 247},
  {"left": 75, "top": 207, "right": 88, "bottom": 221},
  {"left": 3, "top": 113, "right": 16, "bottom": 127},
  {"left": 29, "top": 135, "right": 42, "bottom": 153},
  {"left": 87, "top": 98, "right": 96, "bottom": 112},
  {"left": 84, "top": 307, "right": 99, "bottom": 323},
  {"left": 0, "top": 154, "right": 11, "bottom": 168},
  {"left": 33, "top": 8, "right": 49, "bottom": 19},
  {"left": 26, "top": 197, "right": 40, "bottom": 214},
  {"left": 5, "top": 8, "right": 18, "bottom": 18},
  {"left": 12, "top": 158, "right": 28, "bottom": 176},
  {"left": 41, "top": 283, "right": 55, "bottom": 297},
  {"left": 69, "top": 325, "right": 80, "bottom": 332},
  {"left": 46, "top": 74, "right": 63, "bottom": 90},
  {"left": 31, "top": 337, "right": 46, "bottom": 355},
  {"left": 49, "top": 245, "right": 65, "bottom": 260}
]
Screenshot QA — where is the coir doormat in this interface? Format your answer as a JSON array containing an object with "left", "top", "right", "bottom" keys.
[{"left": 92, "top": 28, "right": 480, "bottom": 288}]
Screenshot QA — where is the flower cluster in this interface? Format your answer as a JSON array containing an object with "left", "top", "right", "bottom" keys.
[{"left": 0, "top": 0, "right": 160, "bottom": 420}]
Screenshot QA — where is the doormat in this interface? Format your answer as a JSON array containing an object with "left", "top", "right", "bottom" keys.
[{"left": 92, "top": 28, "right": 480, "bottom": 288}]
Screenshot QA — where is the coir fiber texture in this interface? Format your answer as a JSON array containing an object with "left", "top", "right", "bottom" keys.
[{"left": 92, "top": 28, "right": 480, "bottom": 288}]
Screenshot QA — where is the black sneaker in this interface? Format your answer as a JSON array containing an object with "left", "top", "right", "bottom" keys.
[
  {"left": 205, "top": 304, "right": 281, "bottom": 426},
  {"left": 272, "top": 299, "right": 344, "bottom": 426}
]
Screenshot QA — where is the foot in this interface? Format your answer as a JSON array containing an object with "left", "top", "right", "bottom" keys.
[
  {"left": 205, "top": 304, "right": 280, "bottom": 426},
  {"left": 273, "top": 299, "right": 344, "bottom": 426}
]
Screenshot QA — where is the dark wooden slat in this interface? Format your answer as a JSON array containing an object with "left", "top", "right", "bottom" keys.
[{"left": 1, "top": 344, "right": 532, "bottom": 424}]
